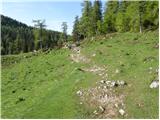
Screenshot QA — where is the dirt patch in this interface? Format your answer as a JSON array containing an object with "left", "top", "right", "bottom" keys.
[
  {"left": 70, "top": 46, "right": 90, "bottom": 63},
  {"left": 80, "top": 65, "right": 108, "bottom": 79},
  {"left": 70, "top": 46, "right": 127, "bottom": 118},
  {"left": 70, "top": 53, "right": 90, "bottom": 63},
  {"left": 78, "top": 85, "right": 126, "bottom": 118}
]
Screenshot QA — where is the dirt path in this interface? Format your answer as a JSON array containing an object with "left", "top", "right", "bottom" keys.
[{"left": 69, "top": 45, "right": 127, "bottom": 118}]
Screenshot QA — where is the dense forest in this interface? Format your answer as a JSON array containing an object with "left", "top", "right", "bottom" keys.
[
  {"left": 72, "top": 0, "right": 159, "bottom": 41},
  {"left": 1, "top": 0, "right": 159, "bottom": 55},
  {"left": 1, "top": 15, "right": 63, "bottom": 55}
]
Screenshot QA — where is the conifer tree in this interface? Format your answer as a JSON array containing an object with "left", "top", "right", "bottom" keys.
[
  {"left": 61, "top": 22, "right": 68, "bottom": 42},
  {"left": 79, "top": 1, "right": 92, "bottom": 38},
  {"left": 103, "top": 0, "right": 119, "bottom": 33},
  {"left": 72, "top": 16, "right": 80, "bottom": 42},
  {"left": 115, "top": 1, "right": 130, "bottom": 32},
  {"left": 92, "top": 0, "right": 102, "bottom": 34}
]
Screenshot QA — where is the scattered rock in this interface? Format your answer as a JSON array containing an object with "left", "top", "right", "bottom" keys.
[
  {"left": 70, "top": 53, "right": 90, "bottom": 63},
  {"left": 100, "top": 80, "right": 127, "bottom": 88},
  {"left": 33, "top": 50, "right": 37, "bottom": 53},
  {"left": 119, "top": 109, "right": 125, "bottom": 116},
  {"left": 79, "top": 102, "right": 83, "bottom": 105},
  {"left": 137, "top": 102, "right": 144, "bottom": 108},
  {"left": 92, "top": 53, "right": 96, "bottom": 57},
  {"left": 115, "top": 69, "right": 120, "bottom": 74},
  {"left": 156, "top": 69, "right": 159, "bottom": 74},
  {"left": 106, "top": 80, "right": 111, "bottom": 84},
  {"left": 63, "top": 44, "right": 68, "bottom": 49},
  {"left": 115, "top": 103, "right": 118, "bottom": 108},
  {"left": 98, "top": 106, "right": 105, "bottom": 113},
  {"left": 143, "top": 56, "right": 156, "bottom": 62},
  {"left": 76, "top": 90, "right": 83, "bottom": 96},
  {"left": 110, "top": 81, "right": 117, "bottom": 87},
  {"left": 103, "top": 86, "right": 107, "bottom": 89},
  {"left": 117, "top": 80, "right": 127, "bottom": 86},
  {"left": 154, "top": 43, "right": 159, "bottom": 49},
  {"left": 93, "top": 110, "right": 98, "bottom": 115},
  {"left": 77, "top": 49, "right": 81, "bottom": 54},
  {"left": 68, "top": 44, "right": 76, "bottom": 49},
  {"left": 150, "top": 80, "right": 159, "bottom": 88},
  {"left": 149, "top": 67, "right": 153, "bottom": 70},
  {"left": 100, "top": 80, "right": 106, "bottom": 84}
]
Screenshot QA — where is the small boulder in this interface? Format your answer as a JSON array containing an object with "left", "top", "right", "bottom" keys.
[
  {"left": 76, "top": 90, "right": 83, "bottom": 96},
  {"left": 115, "top": 103, "right": 118, "bottom": 108},
  {"left": 103, "top": 86, "right": 107, "bottom": 89},
  {"left": 100, "top": 80, "right": 106, "bottom": 84},
  {"left": 150, "top": 80, "right": 159, "bottom": 88},
  {"left": 92, "top": 53, "right": 96, "bottom": 57},
  {"left": 33, "top": 50, "right": 37, "bottom": 53},
  {"left": 79, "top": 102, "right": 83, "bottom": 105},
  {"left": 117, "top": 80, "right": 127, "bottom": 86},
  {"left": 93, "top": 110, "right": 98, "bottom": 115},
  {"left": 98, "top": 106, "right": 105, "bottom": 113},
  {"left": 149, "top": 67, "right": 153, "bottom": 70},
  {"left": 119, "top": 109, "right": 125, "bottom": 116},
  {"left": 110, "top": 81, "right": 116, "bottom": 87},
  {"left": 115, "top": 69, "right": 120, "bottom": 74}
]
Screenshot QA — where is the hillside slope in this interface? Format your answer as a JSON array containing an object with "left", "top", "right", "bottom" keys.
[
  {"left": 1, "top": 15, "right": 62, "bottom": 55},
  {"left": 1, "top": 31, "right": 159, "bottom": 118}
]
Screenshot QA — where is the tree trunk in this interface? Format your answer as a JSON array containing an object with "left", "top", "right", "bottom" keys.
[
  {"left": 139, "top": 16, "right": 142, "bottom": 33},
  {"left": 139, "top": 7, "right": 142, "bottom": 33}
]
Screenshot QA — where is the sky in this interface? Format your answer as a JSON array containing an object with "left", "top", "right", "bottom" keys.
[{"left": 1, "top": 0, "right": 106, "bottom": 35}]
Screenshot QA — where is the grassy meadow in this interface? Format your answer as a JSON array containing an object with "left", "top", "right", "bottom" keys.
[{"left": 1, "top": 31, "right": 159, "bottom": 118}]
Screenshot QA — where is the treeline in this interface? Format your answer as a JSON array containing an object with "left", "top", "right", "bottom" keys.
[
  {"left": 72, "top": 0, "right": 159, "bottom": 41},
  {"left": 1, "top": 15, "right": 63, "bottom": 55}
]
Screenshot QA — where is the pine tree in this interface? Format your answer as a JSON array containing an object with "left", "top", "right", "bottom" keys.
[
  {"left": 72, "top": 16, "right": 80, "bottom": 42},
  {"left": 79, "top": 0, "right": 93, "bottom": 38},
  {"left": 139, "top": 1, "right": 146, "bottom": 33},
  {"left": 115, "top": 1, "right": 130, "bottom": 32},
  {"left": 92, "top": 0, "right": 102, "bottom": 34},
  {"left": 143, "top": 1, "right": 159, "bottom": 30},
  {"left": 15, "top": 34, "right": 22, "bottom": 53},
  {"left": 61, "top": 22, "right": 68, "bottom": 42},
  {"left": 103, "top": 0, "right": 119, "bottom": 33}
]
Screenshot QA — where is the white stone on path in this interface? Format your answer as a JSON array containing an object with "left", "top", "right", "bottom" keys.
[
  {"left": 76, "top": 90, "right": 83, "bottom": 96},
  {"left": 92, "top": 53, "right": 96, "bottom": 57},
  {"left": 150, "top": 80, "right": 159, "bottom": 88},
  {"left": 119, "top": 109, "right": 125, "bottom": 116}
]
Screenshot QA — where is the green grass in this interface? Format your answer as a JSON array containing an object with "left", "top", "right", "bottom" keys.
[
  {"left": 81, "top": 31, "right": 159, "bottom": 118},
  {"left": 1, "top": 49, "right": 99, "bottom": 118},
  {"left": 1, "top": 31, "right": 159, "bottom": 118}
]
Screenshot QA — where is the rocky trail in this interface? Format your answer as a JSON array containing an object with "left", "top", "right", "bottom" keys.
[{"left": 69, "top": 45, "right": 128, "bottom": 118}]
